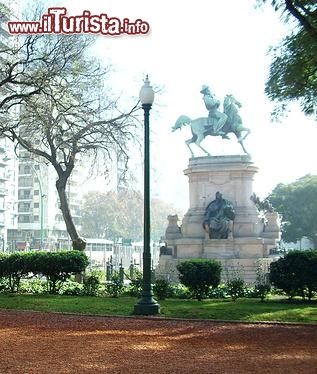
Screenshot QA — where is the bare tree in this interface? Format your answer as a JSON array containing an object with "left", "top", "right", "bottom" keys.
[{"left": 1, "top": 30, "right": 139, "bottom": 249}]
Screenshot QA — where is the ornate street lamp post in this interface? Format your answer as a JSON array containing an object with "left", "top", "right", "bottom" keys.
[{"left": 134, "top": 76, "right": 160, "bottom": 315}]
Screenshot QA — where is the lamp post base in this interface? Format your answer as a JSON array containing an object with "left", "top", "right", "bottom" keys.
[{"left": 133, "top": 297, "right": 160, "bottom": 316}]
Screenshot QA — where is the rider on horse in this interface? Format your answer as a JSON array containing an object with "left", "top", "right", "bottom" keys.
[{"left": 200, "top": 85, "right": 229, "bottom": 139}]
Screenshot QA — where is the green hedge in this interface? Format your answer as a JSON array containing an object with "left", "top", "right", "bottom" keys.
[{"left": 0, "top": 251, "right": 89, "bottom": 293}]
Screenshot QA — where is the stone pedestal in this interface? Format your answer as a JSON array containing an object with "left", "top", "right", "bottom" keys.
[
  {"left": 203, "top": 238, "right": 265, "bottom": 259},
  {"left": 182, "top": 154, "right": 263, "bottom": 239},
  {"left": 157, "top": 155, "right": 281, "bottom": 284}
]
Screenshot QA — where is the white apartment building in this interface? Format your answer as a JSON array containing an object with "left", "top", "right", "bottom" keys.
[
  {"left": 7, "top": 150, "right": 83, "bottom": 251},
  {"left": 0, "top": 138, "right": 18, "bottom": 251}
]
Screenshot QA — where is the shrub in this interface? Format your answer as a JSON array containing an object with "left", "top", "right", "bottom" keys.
[
  {"left": 153, "top": 278, "right": 171, "bottom": 300},
  {"left": 2, "top": 252, "right": 37, "bottom": 292},
  {"left": 0, "top": 277, "right": 8, "bottom": 292},
  {"left": 19, "top": 278, "right": 47, "bottom": 294},
  {"left": 59, "top": 280, "right": 83, "bottom": 296},
  {"left": 209, "top": 284, "right": 227, "bottom": 298},
  {"left": 37, "top": 251, "right": 89, "bottom": 294},
  {"left": 0, "top": 253, "right": 9, "bottom": 292},
  {"left": 177, "top": 259, "right": 222, "bottom": 301},
  {"left": 0, "top": 252, "right": 8, "bottom": 276},
  {"left": 225, "top": 266, "right": 246, "bottom": 301},
  {"left": 226, "top": 278, "right": 245, "bottom": 301},
  {"left": 254, "top": 262, "right": 271, "bottom": 302},
  {"left": 105, "top": 271, "right": 124, "bottom": 298},
  {"left": 0, "top": 251, "right": 89, "bottom": 294},
  {"left": 304, "top": 250, "right": 317, "bottom": 300},
  {"left": 126, "top": 269, "right": 143, "bottom": 297},
  {"left": 168, "top": 283, "right": 191, "bottom": 299},
  {"left": 269, "top": 250, "right": 317, "bottom": 300},
  {"left": 83, "top": 273, "right": 101, "bottom": 296},
  {"left": 254, "top": 283, "right": 271, "bottom": 301}
]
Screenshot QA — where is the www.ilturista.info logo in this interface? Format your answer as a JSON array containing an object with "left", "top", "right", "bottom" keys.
[{"left": 8, "top": 7, "right": 150, "bottom": 35}]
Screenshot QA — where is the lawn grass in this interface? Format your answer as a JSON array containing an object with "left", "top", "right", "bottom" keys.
[
  {"left": 160, "top": 298, "right": 317, "bottom": 323},
  {"left": 0, "top": 294, "right": 316, "bottom": 323}
]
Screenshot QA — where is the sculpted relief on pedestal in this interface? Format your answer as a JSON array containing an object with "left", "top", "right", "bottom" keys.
[{"left": 203, "top": 192, "right": 235, "bottom": 239}]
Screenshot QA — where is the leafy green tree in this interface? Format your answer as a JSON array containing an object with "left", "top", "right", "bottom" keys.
[
  {"left": 268, "top": 174, "right": 317, "bottom": 247},
  {"left": 81, "top": 191, "right": 122, "bottom": 239},
  {"left": 269, "top": 250, "right": 317, "bottom": 299},
  {"left": 177, "top": 259, "right": 222, "bottom": 301},
  {"left": 257, "top": 0, "right": 317, "bottom": 117},
  {"left": 81, "top": 190, "right": 179, "bottom": 242},
  {"left": 151, "top": 198, "right": 177, "bottom": 242},
  {"left": 81, "top": 190, "right": 143, "bottom": 240}
]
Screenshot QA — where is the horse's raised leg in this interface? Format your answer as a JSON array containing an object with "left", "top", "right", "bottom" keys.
[
  {"left": 238, "top": 139, "right": 249, "bottom": 154},
  {"left": 198, "top": 144, "right": 211, "bottom": 156},
  {"left": 195, "top": 135, "right": 210, "bottom": 156},
  {"left": 238, "top": 128, "right": 251, "bottom": 142},
  {"left": 185, "top": 139, "right": 195, "bottom": 157}
]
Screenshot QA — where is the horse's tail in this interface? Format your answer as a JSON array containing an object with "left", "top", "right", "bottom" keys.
[{"left": 172, "top": 115, "right": 191, "bottom": 131}]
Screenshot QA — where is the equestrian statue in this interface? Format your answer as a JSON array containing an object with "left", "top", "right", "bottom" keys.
[{"left": 172, "top": 85, "right": 250, "bottom": 157}]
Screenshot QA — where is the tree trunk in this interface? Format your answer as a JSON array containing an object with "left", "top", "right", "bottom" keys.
[{"left": 56, "top": 176, "right": 86, "bottom": 251}]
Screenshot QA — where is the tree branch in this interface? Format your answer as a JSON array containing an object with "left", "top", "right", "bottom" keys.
[{"left": 285, "top": 0, "right": 317, "bottom": 38}]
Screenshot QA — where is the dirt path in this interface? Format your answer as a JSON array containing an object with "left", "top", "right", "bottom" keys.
[{"left": 0, "top": 310, "right": 316, "bottom": 373}]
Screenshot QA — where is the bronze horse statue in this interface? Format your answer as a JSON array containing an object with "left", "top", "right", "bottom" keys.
[{"left": 172, "top": 94, "right": 250, "bottom": 156}]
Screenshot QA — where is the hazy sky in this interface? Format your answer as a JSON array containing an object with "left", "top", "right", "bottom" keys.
[{"left": 46, "top": 0, "right": 317, "bottom": 210}]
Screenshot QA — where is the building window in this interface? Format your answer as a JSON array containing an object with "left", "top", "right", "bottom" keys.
[
  {"left": 18, "top": 176, "right": 33, "bottom": 187},
  {"left": 18, "top": 215, "right": 30, "bottom": 223},
  {"left": 18, "top": 202, "right": 31, "bottom": 212},
  {"left": 18, "top": 189, "right": 31, "bottom": 199},
  {"left": 19, "top": 164, "right": 31, "bottom": 174}
]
